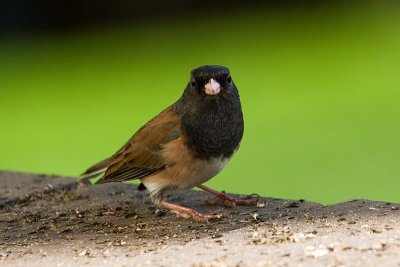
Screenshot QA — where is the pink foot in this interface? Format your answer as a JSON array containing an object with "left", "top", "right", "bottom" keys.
[
  {"left": 198, "top": 185, "right": 259, "bottom": 207},
  {"left": 204, "top": 194, "right": 259, "bottom": 207},
  {"left": 161, "top": 201, "right": 225, "bottom": 223}
]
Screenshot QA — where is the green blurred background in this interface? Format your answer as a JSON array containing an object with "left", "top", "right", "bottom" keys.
[{"left": 1, "top": 1, "right": 399, "bottom": 204}]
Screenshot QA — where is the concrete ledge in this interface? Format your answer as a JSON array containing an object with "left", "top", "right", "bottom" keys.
[{"left": 0, "top": 170, "right": 399, "bottom": 266}]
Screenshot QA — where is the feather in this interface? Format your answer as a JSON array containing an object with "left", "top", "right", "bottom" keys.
[{"left": 82, "top": 105, "right": 181, "bottom": 184}]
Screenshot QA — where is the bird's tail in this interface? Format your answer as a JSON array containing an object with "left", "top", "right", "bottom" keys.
[{"left": 80, "top": 158, "right": 112, "bottom": 182}]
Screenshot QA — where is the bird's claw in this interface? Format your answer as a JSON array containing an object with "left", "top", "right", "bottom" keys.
[{"left": 204, "top": 194, "right": 260, "bottom": 207}]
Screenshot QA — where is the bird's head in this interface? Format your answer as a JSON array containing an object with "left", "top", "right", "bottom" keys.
[{"left": 188, "top": 65, "right": 235, "bottom": 97}]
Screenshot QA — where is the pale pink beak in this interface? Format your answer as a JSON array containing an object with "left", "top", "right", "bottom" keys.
[{"left": 204, "top": 78, "right": 221, "bottom": 95}]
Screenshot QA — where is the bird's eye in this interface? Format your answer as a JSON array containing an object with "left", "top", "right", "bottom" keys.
[
  {"left": 227, "top": 76, "right": 232, "bottom": 83},
  {"left": 191, "top": 80, "right": 196, "bottom": 87}
]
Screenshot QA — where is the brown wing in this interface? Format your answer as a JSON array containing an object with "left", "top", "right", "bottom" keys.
[{"left": 82, "top": 105, "right": 181, "bottom": 183}]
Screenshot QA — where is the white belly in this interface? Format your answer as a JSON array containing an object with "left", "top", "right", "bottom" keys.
[
  {"left": 176, "top": 156, "right": 229, "bottom": 189},
  {"left": 141, "top": 137, "right": 232, "bottom": 201},
  {"left": 142, "top": 156, "right": 229, "bottom": 196}
]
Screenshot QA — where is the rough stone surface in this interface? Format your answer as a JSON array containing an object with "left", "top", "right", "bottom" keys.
[{"left": 0, "top": 170, "right": 399, "bottom": 266}]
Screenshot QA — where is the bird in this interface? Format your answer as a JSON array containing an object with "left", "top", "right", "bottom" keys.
[{"left": 81, "top": 65, "right": 257, "bottom": 222}]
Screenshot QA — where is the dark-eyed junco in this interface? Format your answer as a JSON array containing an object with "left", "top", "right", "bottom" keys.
[{"left": 82, "top": 65, "right": 256, "bottom": 222}]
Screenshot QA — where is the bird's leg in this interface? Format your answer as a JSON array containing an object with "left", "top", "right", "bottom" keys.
[
  {"left": 161, "top": 201, "right": 224, "bottom": 223},
  {"left": 198, "top": 184, "right": 259, "bottom": 207}
]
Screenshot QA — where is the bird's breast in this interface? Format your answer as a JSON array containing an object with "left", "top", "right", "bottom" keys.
[{"left": 180, "top": 101, "right": 244, "bottom": 159}]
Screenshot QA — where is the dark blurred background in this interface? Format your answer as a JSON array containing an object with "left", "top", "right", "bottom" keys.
[
  {"left": 1, "top": 0, "right": 399, "bottom": 203},
  {"left": 1, "top": 0, "right": 324, "bottom": 33}
]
